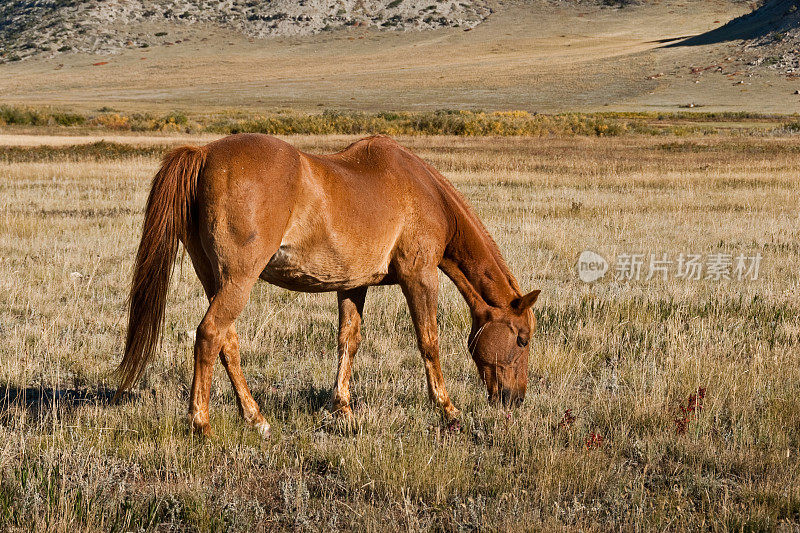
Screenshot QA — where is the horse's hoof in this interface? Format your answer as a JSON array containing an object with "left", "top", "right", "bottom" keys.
[
  {"left": 444, "top": 406, "right": 461, "bottom": 423},
  {"left": 189, "top": 413, "right": 214, "bottom": 438},
  {"left": 333, "top": 405, "right": 353, "bottom": 418},
  {"left": 445, "top": 417, "right": 463, "bottom": 433},
  {"left": 254, "top": 420, "right": 271, "bottom": 439},
  {"left": 192, "top": 424, "right": 214, "bottom": 438},
  {"left": 332, "top": 406, "right": 357, "bottom": 432}
]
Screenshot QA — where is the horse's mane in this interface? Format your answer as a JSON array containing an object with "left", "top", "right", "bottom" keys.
[{"left": 417, "top": 155, "right": 523, "bottom": 297}]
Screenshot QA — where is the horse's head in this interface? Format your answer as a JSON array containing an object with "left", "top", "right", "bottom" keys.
[{"left": 468, "top": 290, "right": 540, "bottom": 407}]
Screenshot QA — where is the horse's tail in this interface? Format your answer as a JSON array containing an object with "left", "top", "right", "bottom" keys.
[{"left": 113, "top": 145, "right": 207, "bottom": 401}]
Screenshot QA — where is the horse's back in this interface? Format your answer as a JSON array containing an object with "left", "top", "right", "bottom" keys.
[
  {"left": 194, "top": 133, "right": 450, "bottom": 291},
  {"left": 313, "top": 135, "right": 451, "bottom": 230},
  {"left": 267, "top": 135, "right": 421, "bottom": 291},
  {"left": 307, "top": 134, "right": 452, "bottom": 272},
  {"left": 328, "top": 135, "right": 453, "bottom": 256}
]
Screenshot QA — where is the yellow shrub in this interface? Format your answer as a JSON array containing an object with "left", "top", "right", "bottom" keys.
[
  {"left": 159, "top": 120, "right": 183, "bottom": 133},
  {"left": 492, "top": 110, "right": 532, "bottom": 119},
  {"left": 91, "top": 113, "right": 130, "bottom": 130}
]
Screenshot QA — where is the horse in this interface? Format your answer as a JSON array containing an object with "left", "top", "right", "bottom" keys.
[{"left": 115, "top": 133, "right": 540, "bottom": 437}]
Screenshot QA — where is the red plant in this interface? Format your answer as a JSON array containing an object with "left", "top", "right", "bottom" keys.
[
  {"left": 559, "top": 409, "right": 576, "bottom": 430},
  {"left": 675, "top": 386, "right": 706, "bottom": 435},
  {"left": 446, "top": 418, "right": 462, "bottom": 434},
  {"left": 585, "top": 432, "right": 605, "bottom": 450}
]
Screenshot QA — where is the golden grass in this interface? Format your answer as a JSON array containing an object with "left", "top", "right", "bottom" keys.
[{"left": 0, "top": 134, "right": 798, "bottom": 531}]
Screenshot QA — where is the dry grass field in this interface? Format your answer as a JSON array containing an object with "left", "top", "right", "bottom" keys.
[{"left": 0, "top": 133, "right": 799, "bottom": 531}]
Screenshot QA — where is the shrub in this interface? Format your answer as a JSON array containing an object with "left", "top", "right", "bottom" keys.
[
  {"left": 0, "top": 106, "right": 788, "bottom": 137},
  {"left": 51, "top": 112, "right": 86, "bottom": 126},
  {"left": 0, "top": 106, "right": 47, "bottom": 125},
  {"left": 90, "top": 113, "right": 131, "bottom": 130}
]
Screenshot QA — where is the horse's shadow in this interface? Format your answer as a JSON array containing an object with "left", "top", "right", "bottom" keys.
[
  {"left": 1, "top": 382, "right": 347, "bottom": 429},
  {"left": 0, "top": 386, "right": 126, "bottom": 420},
  {"left": 252, "top": 382, "right": 333, "bottom": 415}
]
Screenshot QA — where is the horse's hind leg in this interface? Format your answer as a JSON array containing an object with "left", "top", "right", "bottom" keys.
[
  {"left": 220, "top": 325, "right": 270, "bottom": 437},
  {"left": 331, "top": 287, "right": 367, "bottom": 419},
  {"left": 189, "top": 278, "right": 257, "bottom": 436},
  {"left": 185, "top": 237, "right": 267, "bottom": 436}
]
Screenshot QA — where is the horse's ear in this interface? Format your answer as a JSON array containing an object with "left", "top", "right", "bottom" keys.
[{"left": 512, "top": 290, "right": 540, "bottom": 313}]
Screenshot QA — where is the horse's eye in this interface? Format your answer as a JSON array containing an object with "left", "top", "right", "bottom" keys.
[{"left": 517, "top": 336, "right": 529, "bottom": 348}]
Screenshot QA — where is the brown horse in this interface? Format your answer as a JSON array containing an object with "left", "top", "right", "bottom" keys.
[{"left": 116, "top": 133, "right": 540, "bottom": 437}]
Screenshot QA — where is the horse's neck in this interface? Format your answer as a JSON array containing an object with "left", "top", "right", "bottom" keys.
[{"left": 440, "top": 204, "right": 519, "bottom": 315}]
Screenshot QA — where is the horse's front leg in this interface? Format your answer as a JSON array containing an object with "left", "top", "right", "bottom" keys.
[
  {"left": 400, "top": 269, "right": 460, "bottom": 421},
  {"left": 331, "top": 287, "right": 367, "bottom": 420}
]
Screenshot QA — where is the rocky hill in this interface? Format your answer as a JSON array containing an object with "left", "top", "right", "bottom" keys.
[
  {"left": 0, "top": 0, "right": 494, "bottom": 62},
  {"left": 677, "top": 0, "right": 800, "bottom": 74},
  {"left": 739, "top": 0, "right": 800, "bottom": 74}
]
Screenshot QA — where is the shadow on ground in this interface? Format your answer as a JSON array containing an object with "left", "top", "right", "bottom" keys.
[
  {"left": 254, "top": 382, "right": 332, "bottom": 415},
  {"left": 667, "top": 0, "right": 793, "bottom": 47},
  {"left": 0, "top": 386, "right": 129, "bottom": 419}
]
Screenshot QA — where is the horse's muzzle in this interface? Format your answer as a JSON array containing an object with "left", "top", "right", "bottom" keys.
[{"left": 490, "top": 388, "right": 525, "bottom": 407}]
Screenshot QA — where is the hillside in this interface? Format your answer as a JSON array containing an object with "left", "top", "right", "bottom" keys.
[
  {"left": 0, "top": 0, "right": 742, "bottom": 63},
  {"left": 737, "top": 0, "right": 800, "bottom": 75},
  {"left": 2, "top": 0, "right": 800, "bottom": 114},
  {"left": 0, "top": 0, "right": 493, "bottom": 62},
  {"left": 674, "top": 0, "right": 799, "bottom": 75}
]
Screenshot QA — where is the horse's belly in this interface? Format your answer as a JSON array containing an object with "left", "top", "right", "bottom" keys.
[{"left": 260, "top": 243, "right": 389, "bottom": 292}]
